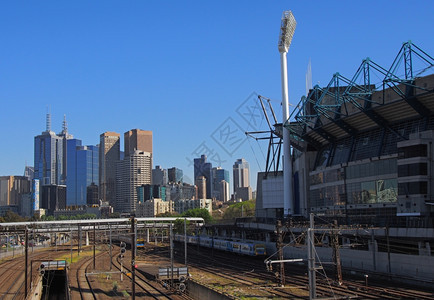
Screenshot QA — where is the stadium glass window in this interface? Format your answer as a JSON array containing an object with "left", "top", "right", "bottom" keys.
[
  {"left": 398, "top": 163, "right": 428, "bottom": 177},
  {"left": 376, "top": 179, "right": 397, "bottom": 203},
  {"left": 398, "top": 144, "right": 427, "bottom": 159},
  {"left": 398, "top": 181, "right": 428, "bottom": 195},
  {"left": 316, "top": 147, "right": 331, "bottom": 168}
]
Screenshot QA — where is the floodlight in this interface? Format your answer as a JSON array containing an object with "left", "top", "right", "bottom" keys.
[
  {"left": 278, "top": 11, "right": 297, "bottom": 53},
  {"left": 278, "top": 10, "right": 296, "bottom": 217}
]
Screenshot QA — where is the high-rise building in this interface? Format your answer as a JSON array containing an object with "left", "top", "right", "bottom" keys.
[
  {"left": 99, "top": 132, "right": 120, "bottom": 208},
  {"left": 34, "top": 114, "right": 71, "bottom": 186},
  {"left": 168, "top": 182, "right": 196, "bottom": 202},
  {"left": 152, "top": 166, "right": 167, "bottom": 186},
  {"left": 212, "top": 167, "right": 229, "bottom": 200},
  {"left": 233, "top": 158, "right": 250, "bottom": 200},
  {"left": 124, "top": 129, "right": 153, "bottom": 157},
  {"left": 168, "top": 167, "right": 183, "bottom": 183},
  {"left": 194, "top": 155, "right": 212, "bottom": 199},
  {"left": 41, "top": 185, "right": 66, "bottom": 215},
  {"left": 66, "top": 139, "right": 99, "bottom": 206},
  {"left": 86, "top": 183, "right": 99, "bottom": 206},
  {"left": 220, "top": 180, "right": 230, "bottom": 202},
  {"left": 116, "top": 150, "right": 152, "bottom": 213},
  {"left": 196, "top": 176, "right": 207, "bottom": 199},
  {"left": 0, "top": 176, "right": 31, "bottom": 207},
  {"left": 137, "top": 184, "right": 167, "bottom": 202}
]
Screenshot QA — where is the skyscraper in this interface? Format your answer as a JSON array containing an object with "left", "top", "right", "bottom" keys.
[
  {"left": 152, "top": 165, "right": 167, "bottom": 186},
  {"left": 194, "top": 155, "right": 212, "bottom": 199},
  {"left": 116, "top": 150, "right": 152, "bottom": 213},
  {"left": 66, "top": 139, "right": 99, "bottom": 206},
  {"left": 168, "top": 167, "right": 183, "bottom": 183},
  {"left": 233, "top": 158, "right": 250, "bottom": 200},
  {"left": 99, "top": 132, "right": 120, "bottom": 208},
  {"left": 195, "top": 176, "right": 207, "bottom": 199},
  {"left": 212, "top": 167, "right": 229, "bottom": 200},
  {"left": 124, "top": 129, "right": 153, "bottom": 157},
  {"left": 34, "top": 114, "right": 70, "bottom": 186}
]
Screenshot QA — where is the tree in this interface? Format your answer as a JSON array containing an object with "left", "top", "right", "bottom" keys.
[
  {"left": 181, "top": 208, "right": 213, "bottom": 224},
  {"left": 3, "top": 210, "right": 26, "bottom": 223},
  {"left": 223, "top": 199, "right": 255, "bottom": 220}
]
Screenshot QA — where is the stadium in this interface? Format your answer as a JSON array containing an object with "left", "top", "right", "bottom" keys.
[{"left": 256, "top": 41, "right": 434, "bottom": 228}]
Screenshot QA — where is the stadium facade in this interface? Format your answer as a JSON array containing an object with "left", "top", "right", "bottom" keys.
[{"left": 256, "top": 42, "right": 434, "bottom": 228}]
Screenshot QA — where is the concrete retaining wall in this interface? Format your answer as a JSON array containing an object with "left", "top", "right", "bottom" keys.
[
  {"left": 266, "top": 242, "right": 434, "bottom": 287},
  {"left": 188, "top": 279, "right": 233, "bottom": 300}
]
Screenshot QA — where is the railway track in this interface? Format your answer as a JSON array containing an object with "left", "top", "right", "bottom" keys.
[
  {"left": 0, "top": 246, "right": 72, "bottom": 300},
  {"left": 173, "top": 242, "right": 434, "bottom": 299}
]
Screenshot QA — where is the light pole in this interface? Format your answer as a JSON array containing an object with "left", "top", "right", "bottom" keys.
[{"left": 278, "top": 10, "right": 296, "bottom": 217}]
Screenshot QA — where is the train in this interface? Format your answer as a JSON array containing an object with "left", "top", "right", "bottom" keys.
[
  {"left": 174, "top": 234, "right": 266, "bottom": 256},
  {"left": 113, "top": 234, "right": 145, "bottom": 249}
]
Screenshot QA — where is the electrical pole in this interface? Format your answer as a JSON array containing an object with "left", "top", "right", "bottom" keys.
[
  {"left": 184, "top": 218, "right": 187, "bottom": 267},
  {"left": 170, "top": 223, "right": 174, "bottom": 289},
  {"left": 308, "top": 213, "right": 316, "bottom": 299},
  {"left": 276, "top": 220, "right": 285, "bottom": 286},
  {"left": 131, "top": 216, "right": 136, "bottom": 300},
  {"left": 25, "top": 227, "right": 28, "bottom": 299},
  {"left": 332, "top": 220, "right": 342, "bottom": 285},
  {"left": 93, "top": 223, "right": 96, "bottom": 269}
]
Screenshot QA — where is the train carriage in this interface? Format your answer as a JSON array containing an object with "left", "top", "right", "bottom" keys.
[{"left": 199, "top": 236, "right": 213, "bottom": 248}]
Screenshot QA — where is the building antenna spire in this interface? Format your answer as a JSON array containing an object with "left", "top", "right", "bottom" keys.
[
  {"left": 46, "top": 106, "right": 52, "bottom": 132},
  {"left": 62, "top": 114, "right": 68, "bottom": 134}
]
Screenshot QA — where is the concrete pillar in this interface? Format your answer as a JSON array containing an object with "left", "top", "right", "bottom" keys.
[
  {"left": 146, "top": 228, "right": 150, "bottom": 243},
  {"left": 266, "top": 233, "right": 271, "bottom": 243},
  {"left": 85, "top": 231, "right": 89, "bottom": 246}
]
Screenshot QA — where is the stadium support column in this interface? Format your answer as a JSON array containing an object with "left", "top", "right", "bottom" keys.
[{"left": 278, "top": 11, "right": 296, "bottom": 217}]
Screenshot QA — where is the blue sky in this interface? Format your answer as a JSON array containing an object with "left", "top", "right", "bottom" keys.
[{"left": 1, "top": 1, "right": 433, "bottom": 190}]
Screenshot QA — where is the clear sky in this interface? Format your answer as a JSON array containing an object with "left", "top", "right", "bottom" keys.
[{"left": 1, "top": 1, "right": 433, "bottom": 190}]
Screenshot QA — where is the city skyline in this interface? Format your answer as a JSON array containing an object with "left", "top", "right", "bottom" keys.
[{"left": 1, "top": 1, "right": 433, "bottom": 191}]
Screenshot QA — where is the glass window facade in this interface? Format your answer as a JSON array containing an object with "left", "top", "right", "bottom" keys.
[
  {"left": 347, "top": 179, "right": 397, "bottom": 204},
  {"left": 66, "top": 140, "right": 99, "bottom": 206},
  {"left": 398, "top": 181, "right": 428, "bottom": 195},
  {"left": 398, "top": 163, "right": 428, "bottom": 177}
]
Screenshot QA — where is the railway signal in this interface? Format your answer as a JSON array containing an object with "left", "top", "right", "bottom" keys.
[
  {"left": 39, "top": 263, "right": 45, "bottom": 275},
  {"left": 120, "top": 242, "right": 126, "bottom": 258}
]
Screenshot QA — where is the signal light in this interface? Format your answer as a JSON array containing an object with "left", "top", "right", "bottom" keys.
[
  {"left": 40, "top": 263, "right": 45, "bottom": 275},
  {"left": 120, "top": 242, "right": 126, "bottom": 258}
]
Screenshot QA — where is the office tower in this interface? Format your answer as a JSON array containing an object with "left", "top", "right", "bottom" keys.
[
  {"left": 124, "top": 129, "right": 153, "bottom": 157},
  {"left": 194, "top": 154, "right": 212, "bottom": 199},
  {"left": 168, "top": 167, "right": 183, "bottom": 183},
  {"left": 66, "top": 139, "right": 99, "bottom": 206},
  {"left": 99, "top": 132, "right": 120, "bottom": 208},
  {"left": 195, "top": 176, "right": 207, "bottom": 199},
  {"left": 24, "top": 166, "right": 34, "bottom": 181},
  {"left": 152, "top": 165, "right": 167, "bottom": 186},
  {"left": 136, "top": 184, "right": 167, "bottom": 202},
  {"left": 0, "top": 176, "right": 31, "bottom": 207},
  {"left": 233, "top": 158, "right": 250, "bottom": 200},
  {"left": 220, "top": 180, "right": 230, "bottom": 202},
  {"left": 212, "top": 167, "right": 229, "bottom": 200},
  {"left": 168, "top": 182, "right": 196, "bottom": 202},
  {"left": 116, "top": 150, "right": 152, "bottom": 213},
  {"left": 34, "top": 113, "right": 71, "bottom": 186},
  {"left": 86, "top": 183, "right": 99, "bottom": 205},
  {"left": 41, "top": 185, "right": 66, "bottom": 215}
]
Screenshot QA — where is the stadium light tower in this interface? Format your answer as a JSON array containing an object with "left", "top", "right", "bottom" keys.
[{"left": 278, "top": 10, "right": 296, "bottom": 217}]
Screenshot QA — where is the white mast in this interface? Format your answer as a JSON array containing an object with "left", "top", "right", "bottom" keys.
[{"left": 278, "top": 11, "right": 296, "bottom": 217}]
